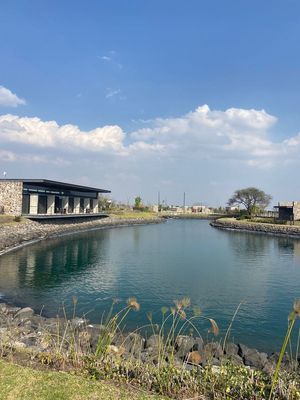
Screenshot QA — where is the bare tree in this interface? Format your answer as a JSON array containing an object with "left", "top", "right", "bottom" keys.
[{"left": 228, "top": 187, "right": 272, "bottom": 216}]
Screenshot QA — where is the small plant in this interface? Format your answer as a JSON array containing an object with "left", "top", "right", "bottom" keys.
[
  {"left": 13, "top": 215, "right": 21, "bottom": 222},
  {"left": 269, "top": 299, "right": 300, "bottom": 400}
]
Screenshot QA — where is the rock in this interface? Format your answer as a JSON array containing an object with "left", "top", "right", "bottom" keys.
[
  {"left": 123, "top": 333, "right": 145, "bottom": 357},
  {"left": 21, "top": 334, "right": 37, "bottom": 347},
  {"left": 204, "top": 342, "right": 223, "bottom": 359},
  {"left": 187, "top": 351, "right": 202, "bottom": 365},
  {"left": 223, "top": 354, "right": 244, "bottom": 365},
  {"left": 13, "top": 340, "right": 27, "bottom": 349},
  {"left": 86, "top": 325, "right": 105, "bottom": 350},
  {"left": 192, "top": 337, "right": 204, "bottom": 352},
  {"left": 238, "top": 344, "right": 268, "bottom": 369},
  {"left": 71, "top": 317, "right": 87, "bottom": 329},
  {"left": 145, "top": 335, "right": 161, "bottom": 349},
  {"left": 224, "top": 342, "right": 239, "bottom": 356},
  {"left": 263, "top": 360, "right": 276, "bottom": 375},
  {"left": 14, "top": 307, "right": 34, "bottom": 320},
  {"left": 269, "top": 352, "right": 291, "bottom": 370},
  {"left": 175, "top": 335, "right": 195, "bottom": 359}
]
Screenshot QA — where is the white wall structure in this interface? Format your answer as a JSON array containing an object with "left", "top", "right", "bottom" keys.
[
  {"left": 84, "top": 198, "right": 89, "bottom": 213},
  {"left": 93, "top": 199, "right": 98, "bottom": 213},
  {"left": 29, "top": 194, "right": 38, "bottom": 215},
  {"left": 47, "top": 195, "right": 55, "bottom": 215},
  {"left": 62, "top": 197, "right": 68, "bottom": 213},
  {"left": 74, "top": 197, "right": 80, "bottom": 214}
]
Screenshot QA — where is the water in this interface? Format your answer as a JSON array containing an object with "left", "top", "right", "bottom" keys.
[{"left": 0, "top": 219, "right": 300, "bottom": 352}]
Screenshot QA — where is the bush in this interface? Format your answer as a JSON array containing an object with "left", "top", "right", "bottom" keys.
[{"left": 13, "top": 215, "right": 21, "bottom": 222}]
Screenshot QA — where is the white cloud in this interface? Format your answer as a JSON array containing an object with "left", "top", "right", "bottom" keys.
[
  {"left": 0, "top": 86, "right": 26, "bottom": 107},
  {"left": 0, "top": 114, "right": 125, "bottom": 153},
  {"left": 105, "top": 88, "right": 121, "bottom": 99},
  {"left": 130, "top": 104, "right": 281, "bottom": 167},
  {"left": 1, "top": 104, "right": 300, "bottom": 169},
  {"left": 100, "top": 56, "right": 112, "bottom": 61},
  {"left": 0, "top": 150, "right": 16, "bottom": 161}
]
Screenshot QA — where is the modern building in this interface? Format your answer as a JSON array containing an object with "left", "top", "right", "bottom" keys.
[
  {"left": 0, "top": 179, "right": 110, "bottom": 217},
  {"left": 275, "top": 201, "right": 300, "bottom": 222}
]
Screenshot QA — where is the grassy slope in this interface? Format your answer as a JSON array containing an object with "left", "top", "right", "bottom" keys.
[
  {"left": 0, "top": 360, "right": 165, "bottom": 400},
  {"left": 109, "top": 211, "right": 158, "bottom": 220}
]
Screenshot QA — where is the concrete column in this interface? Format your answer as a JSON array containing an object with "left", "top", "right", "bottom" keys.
[
  {"left": 47, "top": 195, "right": 55, "bottom": 215},
  {"left": 29, "top": 194, "right": 38, "bottom": 215},
  {"left": 74, "top": 197, "right": 80, "bottom": 214},
  {"left": 93, "top": 199, "right": 98, "bottom": 213},
  {"left": 84, "top": 198, "right": 89, "bottom": 213},
  {"left": 62, "top": 197, "right": 68, "bottom": 213}
]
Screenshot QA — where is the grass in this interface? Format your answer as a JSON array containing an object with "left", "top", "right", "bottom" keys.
[
  {"left": 217, "top": 217, "right": 300, "bottom": 227},
  {"left": 1, "top": 296, "right": 300, "bottom": 399},
  {"left": 0, "top": 359, "right": 165, "bottom": 400},
  {"left": 109, "top": 211, "right": 159, "bottom": 220},
  {"left": 0, "top": 215, "right": 24, "bottom": 225}
]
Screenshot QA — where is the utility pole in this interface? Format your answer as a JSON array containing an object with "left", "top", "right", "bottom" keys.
[{"left": 183, "top": 192, "right": 186, "bottom": 210}]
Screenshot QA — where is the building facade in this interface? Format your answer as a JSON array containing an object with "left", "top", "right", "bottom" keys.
[
  {"left": 0, "top": 179, "right": 110, "bottom": 216},
  {"left": 276, "top": 201, "right": 300, "bottom": 221}
]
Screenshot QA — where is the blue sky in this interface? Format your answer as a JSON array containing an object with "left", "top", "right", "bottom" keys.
[{"left": 1, "top": 0, "right": 300, "bottom": 206}]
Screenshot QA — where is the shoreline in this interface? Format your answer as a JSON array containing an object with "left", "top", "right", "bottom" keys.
[
  {"left": 0, "top": 216, "right": 164, "bottom": 256},
  {"left": 210, "top": 218, "right": 300, "bottom": 239},
  {"left": 0, "top": 300, "right": 286, "bottom": 375}
]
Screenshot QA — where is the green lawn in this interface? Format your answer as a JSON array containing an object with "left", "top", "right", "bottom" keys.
[{"left": 0, "top": 360, "right": 165, "bottom": 400}]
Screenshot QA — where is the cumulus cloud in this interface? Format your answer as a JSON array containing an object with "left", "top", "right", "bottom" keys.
[
  {"left": 0, "top": 86, "right": 26, "bottom": 107},
  {"left": 1, "top": 104, "right": 300, "bottom": 169},
  {"left": 130, "top": 104, "right": 282, "bottom": 166},
  {"left": 0, "top": 114, "right": 125, "bottom": 153}
]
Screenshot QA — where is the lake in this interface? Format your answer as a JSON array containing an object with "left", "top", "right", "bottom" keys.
[{"left": 0, "top": 219, "right": 299, "bottom": 352}]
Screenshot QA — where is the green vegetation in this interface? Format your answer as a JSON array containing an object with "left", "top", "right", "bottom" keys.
[
  {"left": 0, "top": 215, "right": 23, "bottom": 225},
  {"left": 1, "top": 296, "right": 300, "bottom": 399},
  {"left": 109, "top": 211, "right": 158, "bottom": 220},
  {"left": 0, "top": 359, "right": 163, "bottom": 400},
  {"left": 134, "top": 196, "right": 142, "bottom": 208},
  {"left": 228, "top": 187, "right": 272, "bottom": 216}
]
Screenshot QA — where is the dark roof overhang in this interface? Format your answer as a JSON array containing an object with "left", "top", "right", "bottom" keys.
[{"left": 0, "top": 179, "right": 111, "bottom": 194}]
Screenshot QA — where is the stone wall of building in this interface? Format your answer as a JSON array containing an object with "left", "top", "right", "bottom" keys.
[
  {"left": 293, "top": 202, "right": 300, "bottom": 220},
  {"left": 0, "top": 181, "right": 23, "bottom": 215}
]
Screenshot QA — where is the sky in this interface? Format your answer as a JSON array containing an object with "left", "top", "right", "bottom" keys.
[{"left": 1, "top": 0, "right": 300, "bottom": 207}]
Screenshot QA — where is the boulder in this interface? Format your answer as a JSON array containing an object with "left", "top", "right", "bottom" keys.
[
  {"left": 175, "top": 335, "right": 195, "bottom": 359},
  {"left": 204, "top": 342, "right": 223, "bottom": 359},
  {"left": 238, "top": 344, "right": 268, "bottom": 369},
  {"left": 145, "top": 334, "right": 161, "bottom": 349},
  {"left": 224, "top": 342, "right": 239, "bottom": 356},
  {"left": 14, "top": 307, "right": 34, "bottom": 320},
  {"left": 192, "top": 337, "right": 204, "bottom": 352}
]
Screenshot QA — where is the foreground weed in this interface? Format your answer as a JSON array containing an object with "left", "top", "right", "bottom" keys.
[{"left": 269, "top": 299, "right": 300, "bottom": 400}]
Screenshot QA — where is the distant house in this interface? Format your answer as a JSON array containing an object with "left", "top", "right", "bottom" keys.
[
  {"left": 275, "top": 201, "right": 300, "bottom": 221},
  {"left": 191, "top": 205, "right": 212, "bottom": 214},
  {"left": 0, "top": 179, "right": 110, "bottom": 218}
]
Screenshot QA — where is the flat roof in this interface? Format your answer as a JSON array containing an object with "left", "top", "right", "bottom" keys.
[{"left": 0, "top": 179, "right": 111, "bottom": 193}]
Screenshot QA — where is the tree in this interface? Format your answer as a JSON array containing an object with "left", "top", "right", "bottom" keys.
[
  {"left": 227, "top": 187, "right": 272, "bottom": 216},
  {"left": 134, "top": 196, "right": 142, "bottom": 209}
]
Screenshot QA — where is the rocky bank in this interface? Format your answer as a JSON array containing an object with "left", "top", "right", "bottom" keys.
[
  {"left": 211, "top": 218, "right": 300, "bottom": 238},
  {"left": 0, "top": 216, "right": 162, "bottom": 255},
  {"left": 0, "top": 301, "right": 296, "bottom": 375}
]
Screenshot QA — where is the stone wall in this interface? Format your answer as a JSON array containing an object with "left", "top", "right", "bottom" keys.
[
  {"left": 211, "top": 218, "right": 300, "bottom": 238},
  {"left": 0, "top": 181, "right": 23, "bottom": 215},
  {"left": 293, "top": 202, "right": 300, "bottom": 220}
]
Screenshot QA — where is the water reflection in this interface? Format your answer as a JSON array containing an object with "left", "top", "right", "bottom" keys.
[
  {"left": 0, "top": 221, "right": 299, "bottom": 352},
  {"left": 0, "top": 232, "right": 108, "bottom": 289}
]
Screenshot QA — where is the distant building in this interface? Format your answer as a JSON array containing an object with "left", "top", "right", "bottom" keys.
[
  {"left": 275, "top": 201, "right": 300, "bottom": 221},
  {"left": 191, "top": 205, "right": 212, "bottom": 214},
  {"left": 0, "top": 179, "right": 110, "bottom": 217}
]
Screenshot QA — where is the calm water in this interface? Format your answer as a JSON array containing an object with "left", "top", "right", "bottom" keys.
[{"left": 0, "top": 219, "right": 300, "bottom": 352}]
